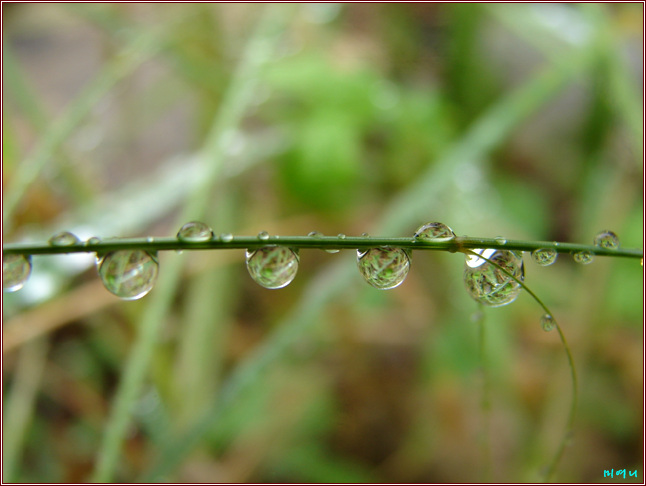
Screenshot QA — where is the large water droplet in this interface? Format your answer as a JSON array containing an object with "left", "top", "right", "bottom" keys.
[
  {"left": 246, "top": 246, "right": 299, "bottom": 289},
  {"left": 257, "top": 231, "right": 270, "bottom": 241},
  {"left": 414, "top": 222, "right": 456, "bottom": 241},
  {"left": 177, "top": 221, "right": 213, "bottom": 242},
  {"left": 49, "top": 231, "right": 80, "bottom": 246},
  {"left": 593, "top": 230, "right": 620, "bottom": 249},
  {"left": 98, "top": 250, "right": 159, "bottom": 300},
  {"left": 532, "top": 248, "right": 557, "bottom": 266},
  {"left": 573, "top": 251, "right": 593, "bottom": 265},
  {"left": 541, "top": 313, "right": 555, "bottom": 332},
  {"left": 357, "top": 247, "right": 410, "bottom": 290},
  {"left": 3, "top": 254, "right": 32, "bottom": 292},
  {"left": 463, "top": 249, "right": 524, "bottom": 307}
]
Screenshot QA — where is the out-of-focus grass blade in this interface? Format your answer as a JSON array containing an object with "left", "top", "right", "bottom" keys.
[
  {"left": 2, "top": 339, "right": 49, "bottom": 482},
  {"left": 91, "top": 5, "right": 294, "bottom": 482},
  {"left": 2, "top": 14, "right": 181, "bottom": 230}
]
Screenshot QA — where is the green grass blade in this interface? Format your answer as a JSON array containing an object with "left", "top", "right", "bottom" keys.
[
  {"left": 2, "top": 19, "right": 170, "bottom": 230},
  {"left": 90, "top": 6, "right": 293, "bottom": 482},
  {"left": 2, "top": 339, "right": 49, "bottom": 482},
  {"left": 463, "top": 249, "right": 578, "bottom": 482}
]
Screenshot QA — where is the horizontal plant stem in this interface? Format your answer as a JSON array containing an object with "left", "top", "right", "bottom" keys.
[{"left": 2, "top": 235, "right": 643, "bottom": 259}]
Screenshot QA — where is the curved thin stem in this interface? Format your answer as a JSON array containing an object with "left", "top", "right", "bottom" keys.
[
  {"left": 463, "top": 249, "right": 578, "bottom": 483},
  {"left": 2, "top": 235, "right": 643, "bottom": 259}
]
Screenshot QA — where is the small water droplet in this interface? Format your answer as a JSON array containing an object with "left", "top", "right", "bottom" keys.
[
  {"left": 338, "top": 233, "right": 346, "bottom": 240},
  {"left": 177, "top": 221, "right": 214, "bottom": 242},
  {"left": 98, "top": 250, "right": 159, "bottom": 300},
  {"left": 463, "top": 249, "right": 524, "bottom": 307},
  {"left": 361, "top": 232, "right": 369, "bottom": 238},
  {"left": 220, "top": 233, "right": 234, "bottom": 243},
  {"left": 246, "top": 246, "right": 299, "bottom": 289},
  {"left": 593, "top": 230, "right": 620, "bottom": 249},
  {"left": 49, "top": 231, "right": 80, "bottom": 246},
  {"left": 573, "top": 251, "right": 593, "bottom": 265},
  {"left": 540, "top": 313, "right": 555, "bottom": 332},
  {"left": 3, "top": 254, "right": 32, "bottom": 292},
  {"left": 357, "top": 247, "right": 410, "bottom": 290},
  {"left": 414, "top": 222, "right": 456, "bottom": 242},
  {"left": 257, "top": 231, "right": 270, "bottom": 241},
  {"left": 146, "top": 237, "right": 155, "bottom": 243},
  {"left": 495, "top": 236, "right": 507, "bottom": 245},
  {"left": 308, "top": 231, "right": 323, "bottom": 238},
  {"left": 85, "top": 236, "right": 101, "bottom": 246},
  {"left": 325, "top": 249, "right": 340, "bottom": 254},
  {"left": 531, "top": 248, "right": 557, "bottom": 266}
]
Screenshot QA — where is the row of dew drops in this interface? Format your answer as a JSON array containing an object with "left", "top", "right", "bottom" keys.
[{"left": 3, "top": 222, "right": 623, "bottom": 325}]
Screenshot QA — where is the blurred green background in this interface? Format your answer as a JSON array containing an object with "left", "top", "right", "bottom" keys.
[{"left": 2, "top": 3, "right": 643, "bottom": 483}]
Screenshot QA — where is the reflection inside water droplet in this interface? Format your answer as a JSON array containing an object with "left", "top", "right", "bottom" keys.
[
  {"left": 593, "top": 230, "right": 620, "bottom": 249},
  {"left": 357, "top": 247, "right": 410, "bottom": 290},
  {"left": 573, "top": 251, "right": 593, "bottom": 265},
  {"left": 98, "top": 250, "right": 158, "bottom": 300},
  {"left": 49, "top": 231, "right": 80, "bottom": 246},
  {"left": 541, "top": 313, "right": 555, "bottom": 332},
  {"left": 414, "top": 222, "right": 456, "bottom": 242},
  {"left": 463, "top": 249, "right": 524, "bottom": 307},
  {"left": 246, "top": 246, "right": 299, "bottom": 289},
  {"left": 531, "top": 248, "right": 557, "bottom": 266},
  {"left": 177, "top": 221, "right": 213, "bottom": 242},
  {"left": 3, "top": 254, "right": 32, "bottom": 292}
]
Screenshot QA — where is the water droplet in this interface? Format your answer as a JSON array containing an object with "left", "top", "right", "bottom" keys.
[
  {"left": 85, "top": 236, "right": 101, "bottom": 246},
  {"left": 531, "top": 248, "right": 557, "bottom": 266},
  {"left": 220, "top": 233, "right": 234, "bottom": 243},
  {"left": 3, "top": 254, "right": 32, "bottom": 292},
  {"left": 177, "top": 221, "right": 214, "bottom": 242},
  {"left": 414, "top": 222, "right": 456, "bottom": 242},
  {"left": 540, "top": 313, "right": 556, "bottom": 332},
  {"left": 463, "top": 249, "right": 524, "bottom": 307},
  {"left": 593, "top": 230, "right": 620, "bottom": 249},
  {"left": 98, "top": 250, "right": 159, "bottom": 300},
  {"left": 361, "top": 232, "right": 369, "bottom": 238},
  {"left": 338, "top": 234, "right": 346, "bottom": 240},
  {"left": 495, "top": 236, "right": 507, "bottom": 245},
  {"left": 257, "top": 231, "right": 270, "bottom": 241},
  {"left": 308, "top": 231, "right": 323, "bottom": 238},
  {"left": 325, "top": 249, "right": 340, "bottom": 254},
  {"left": 49, "top": 231, "right": 80, "bottom": 246},
  {"left": 357, "top": 247, "right": 410, "bottom": 290},
  {"left": 245, "top": 246, "right": 299, "bottom": 289},
  {"left": 573, "top": 251, "right": 593, "bottom": 265},
  {"left": 146, "top": 237, "right": 155, "bottom": 243}
]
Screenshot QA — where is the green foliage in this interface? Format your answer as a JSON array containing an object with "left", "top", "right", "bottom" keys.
[{"left": 2, "top": 3, "right": 643, "bottom": 484}]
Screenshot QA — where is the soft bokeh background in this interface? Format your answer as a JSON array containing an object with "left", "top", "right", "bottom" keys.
[{"left": 2, "top": 3, "right": 643, "bottom": 483}]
